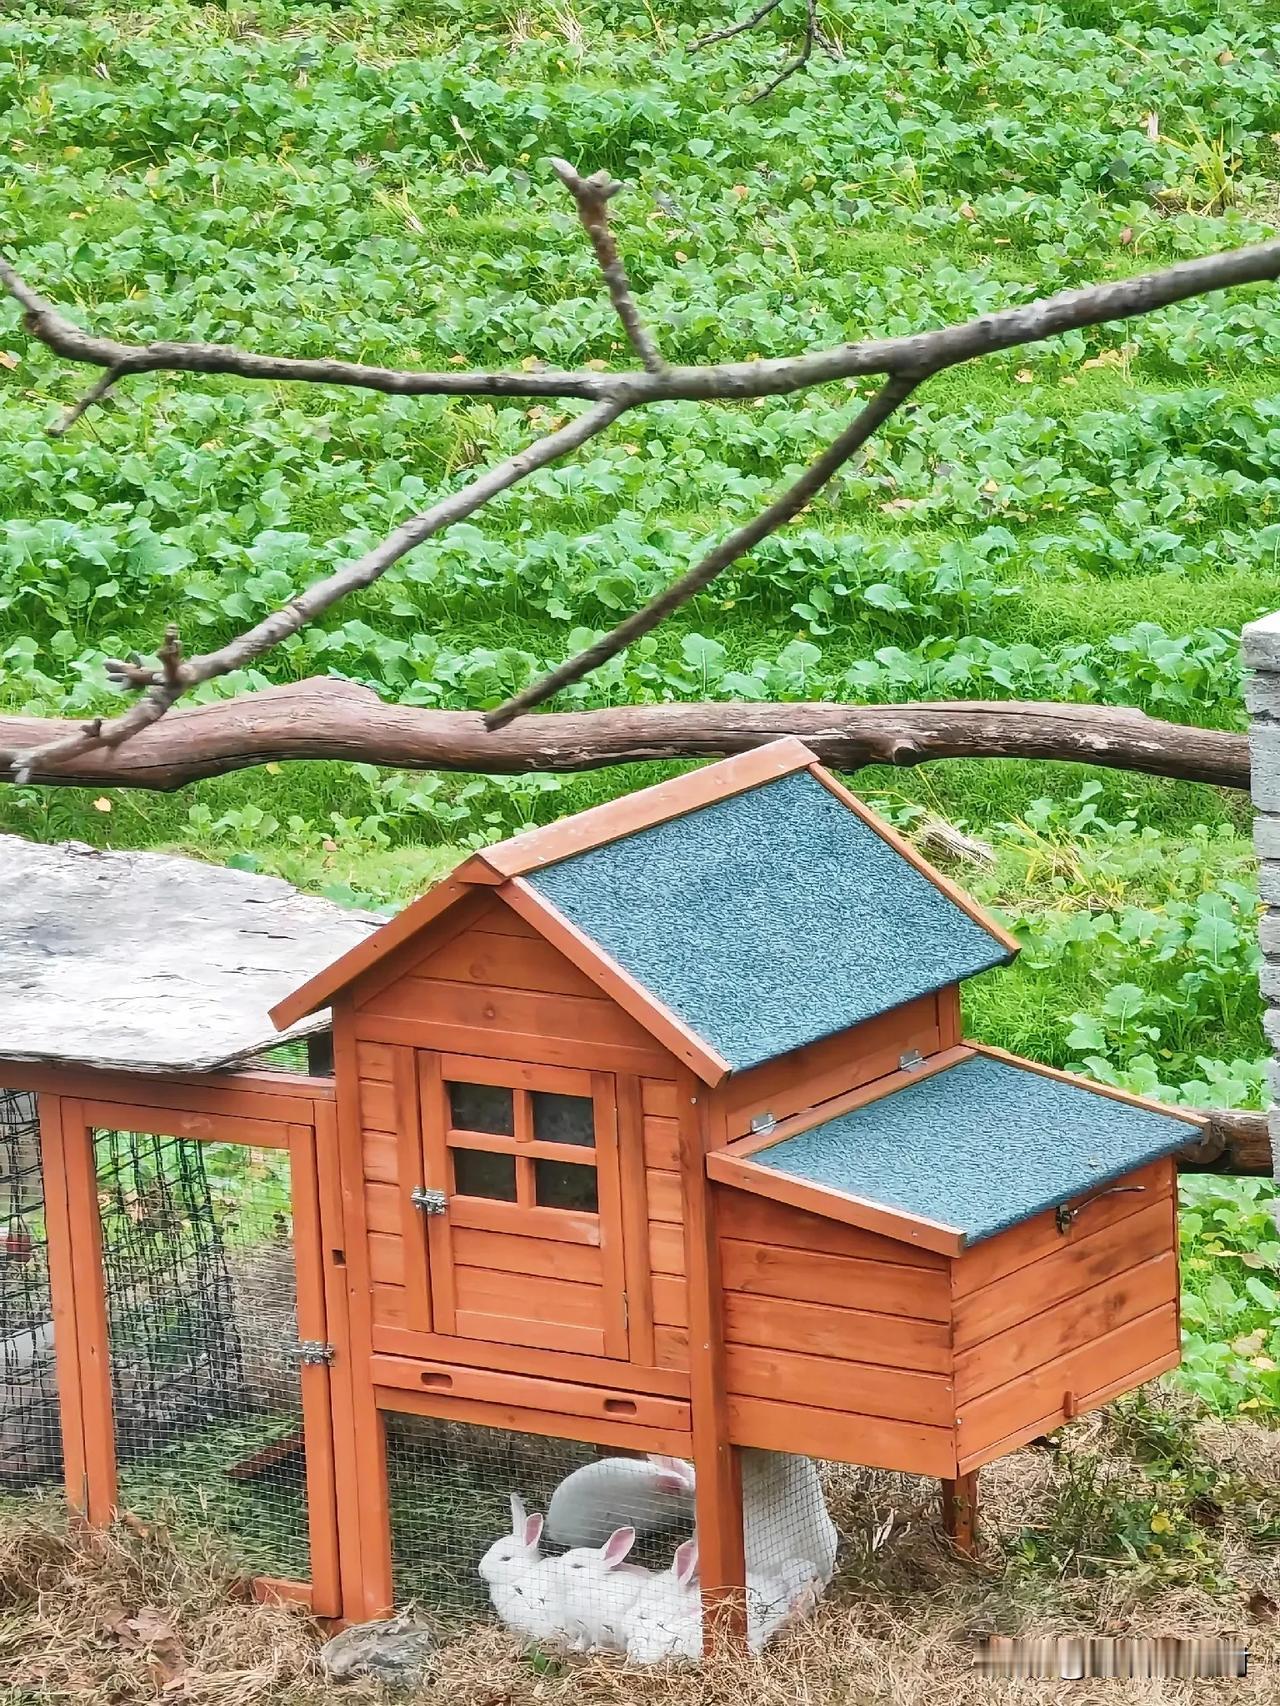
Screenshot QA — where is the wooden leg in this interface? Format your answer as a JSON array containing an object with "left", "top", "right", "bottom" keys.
[{"left": 941, "top": 1470, "right": 979, "bottom": 1556}]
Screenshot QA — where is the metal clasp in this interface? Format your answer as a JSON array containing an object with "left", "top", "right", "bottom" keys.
[
  {"left": 899, "top": 1050, "right": 927, "bottom": 1072},
  {"left": 295, "top": 1340, "right": 335, "bottom": 1366},
  {"left": 411, "top": 1186, "right": 448, "bottom": 1216},
  {"left": 1055, "top": 1184, "right": 1145, "bottom": 1235}
]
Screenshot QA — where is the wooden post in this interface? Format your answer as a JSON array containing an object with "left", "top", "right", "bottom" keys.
[
  {"left": 941, "top": 1471, "right": 979, "bottom": 1556},
  {"left": 57, "top": 1099, "right": 117, "bottom": 1526},
  {"left": 35, "top": 1094, "right": 89, "bottom": 1518},
  {"left": 678, "top": 1067, "right": 746, "bottom": 1647},
  {"left": 1243, "top": 611, "right": 1280, "bottom": 1201}
]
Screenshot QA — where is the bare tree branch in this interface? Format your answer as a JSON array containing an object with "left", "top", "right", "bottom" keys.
[
  {"left": 744, "top": 0, "right": 820, "bottom": 104},
  {"left": 692, "top": 0, "right": 786, "bottom": 52},
  {"left": 485, "top": 372, "right": 920, "bottom": 728},
  {"left": 550, "top": 157, "right": 665, "bottom": 373},
  {"left": 0, "top": 684, "right": 1249, "bottom": 790},
  {"left": 4, "top": 165, "right": 1280, "bottom": 770}
]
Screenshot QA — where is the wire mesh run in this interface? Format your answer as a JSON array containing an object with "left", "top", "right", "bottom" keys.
[
  {"left": 0, "top": 1089, "right": 59, "bottom": 1488},
  {"left": 386, "top": 1419, "right": 836, "bottom": 1660},
  {"left": 97, "top": 1130, "right": 310, "bottom": 1581}
]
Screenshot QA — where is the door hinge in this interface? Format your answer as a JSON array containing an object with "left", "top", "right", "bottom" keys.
[
  {"left": 295, "top": 1340, "right": 335, "bottom": 1366},
  {"left": 411, "top": 1186, "right": 448, "bottom": 1216},
  {"left": 749, "top": 1110, "right": 777, "bottom": 1136},
  {"left": 899, "top": 1049, "right": 927, "bottom": 1072}
]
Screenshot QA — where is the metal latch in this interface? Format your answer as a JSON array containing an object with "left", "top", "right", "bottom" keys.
[
  {"left": 295, "top": 1341, "right": 335, "bottom": 1366},
  {"left": 1055, "top": 1184, "right": 1145, "bottom": 1235},
  {"left": 411, "top": 1186, "right": 448, "bottom": 1216},
  {"left": 899, "top": 1049, "right": 926, "bottom": 1072},
  {"left": 749, "top": 1111, "right": 777, "bottom": 1137}
]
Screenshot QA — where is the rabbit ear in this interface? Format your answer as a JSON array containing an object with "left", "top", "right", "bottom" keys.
[
  {"left": 510, "top": 1493, "right": 527, "bottom": 1535},
  {"left": 601, "top": 1526, "right": 637, "bottom": 1569},
  {"left": 673, "top": 1538, "right": 699, "bottom": 1586},
  {"left": 523, "top": 1510, "right": 544, "bottom": 1548},
  {"left": 647, "top": 1453, "right": 695, "bottom": 1493}
]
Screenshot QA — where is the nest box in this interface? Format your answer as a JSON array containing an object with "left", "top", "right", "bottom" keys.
[{"left": 276, "top": 737, "right": 1201, "bottom": 1514}]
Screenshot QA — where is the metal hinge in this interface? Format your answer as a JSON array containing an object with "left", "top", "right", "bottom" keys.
[
  {"left": 295, "top": 1340, "right": 335, "bottom": 1366},
  {"left": 411, "top": 1186, "right": 448, "bottom": 1216},
  {"left": 749, "top": 1111, "right": 777, "bottom": 1136},
  {"left": 899, "top": 1049, "right": 927, "bottom": 1072}
]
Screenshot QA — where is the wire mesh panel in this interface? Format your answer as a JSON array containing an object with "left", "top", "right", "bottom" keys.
[
  {"left": 387, "top": 1423, "right": 842, "bottom": 1658},
  {"left": 0, "top": 1090, "right": 60, "bottom": 1488},
  {"left": 95, "top": 1129, "right": 310, "bottom": 1582}
]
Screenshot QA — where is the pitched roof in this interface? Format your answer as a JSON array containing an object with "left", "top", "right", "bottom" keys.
[
  {"left": 734, "top": 1048, "right": 1202, "bottom": 1247},
  {"left": 0, "top": 834, "right": 380, "bottom": 1074},
  {"left": 272, "top": 740, "right": 1015, "bottom": 1077}
]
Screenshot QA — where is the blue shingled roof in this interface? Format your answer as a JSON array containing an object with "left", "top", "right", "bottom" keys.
[
  {"left": 749, "top": 1053, "right": 1199, "bottom": 1244},
  {"left": 526, "top": 770, "right": 1011, "bottom": 1072}
]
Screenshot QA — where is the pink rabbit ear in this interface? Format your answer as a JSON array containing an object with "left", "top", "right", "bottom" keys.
[
  {"left": 601, "top": 1526, "right": 637, "bottom": 1569},
  {"left": 674, "top": 1538, "right": 699, "bottom": 1586},
  {"left": 523, "top": 1511, "right": 544, "bottom": 1548},
  {"left": 648, "top": 1453, "right": 695, "bottom": 1493}
]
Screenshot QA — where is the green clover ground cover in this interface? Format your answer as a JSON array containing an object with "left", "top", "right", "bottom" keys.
[{"left": 0, "top": 0, "right": 1277, "bottom": 1412}]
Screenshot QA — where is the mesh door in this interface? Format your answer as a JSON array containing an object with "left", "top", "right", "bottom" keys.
[
  {"left": 96, "top": 1129, "right": 310, "bottom": 1581},
  {"left": 0, "top": 1090, "right": 60, "bottom": 1488}
]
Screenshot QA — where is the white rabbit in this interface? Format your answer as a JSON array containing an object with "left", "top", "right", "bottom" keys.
[
  {"left": 547, "top": 1453, "right": 696, "bottom": 1547},
  {"left": 742, "top": 1449, "right": 838, "bottom": 1585},
  {"left": 478, "top": 1494, "right": 562, "bottom": 1644},
  {"left": 746, "top": 1556, "right": 823, "bottom": 1652},
  {"left": 541, "top": 1524, "right": 650, "bottom": 1652},
  {"left": 625, "top": 1537, "right": 701, "bottom": 1663}
]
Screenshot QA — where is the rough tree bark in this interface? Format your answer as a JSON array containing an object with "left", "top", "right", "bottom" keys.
[
  {"left": 2, "top": 159, "right": 1279, "bottom": 778},
  {"left": 0, "top": 682, "right": 1249, "bottom": 790}
]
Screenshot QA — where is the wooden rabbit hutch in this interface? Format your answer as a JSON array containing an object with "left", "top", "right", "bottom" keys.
[{"left": 1, "top": 741, "right": 1207, "bottom": 1643}]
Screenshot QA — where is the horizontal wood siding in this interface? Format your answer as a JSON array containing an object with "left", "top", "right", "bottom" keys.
[
  {"left": 952, "top": 1175, "right": 1180, "bottom": 1468},
  {"left": 642, "top": 1076, "right": 688, "bottom": 1367},
  {"left": 715, "top": 1183, "right": 956, "bottom": 1471},
  {"left": 722, "top": 992, "right": 945, "bottom": 1139}
]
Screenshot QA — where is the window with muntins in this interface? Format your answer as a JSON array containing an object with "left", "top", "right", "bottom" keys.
[{"left": 446, "top": 1079, "right": 599, "bottom": 1213}]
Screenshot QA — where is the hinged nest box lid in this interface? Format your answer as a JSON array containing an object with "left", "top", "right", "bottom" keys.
[
  {"left": 714, "top": 1046, "right": 1204, "bottom": 1252},
  {"left": 273, "top": 740, "right": 1016, "bottom": 1078}
]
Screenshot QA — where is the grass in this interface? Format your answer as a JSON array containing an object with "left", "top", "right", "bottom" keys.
[{"left": 1, "top": 1392, "right": 1277, "bottom": 1704}]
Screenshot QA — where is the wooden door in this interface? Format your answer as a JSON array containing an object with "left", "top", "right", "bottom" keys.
[{"left": 417, "top": 1054, "right": 629, "bottom": 1358}]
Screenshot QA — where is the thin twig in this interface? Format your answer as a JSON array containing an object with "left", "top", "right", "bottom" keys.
[
  {"left": 744, "top": 0, "right": 818, "bottom": 103},
  {"left": 50, "top": 365, "right": 123, "bottom": 436},
  {"left": 485, "top": 372, "right": 921, "bottom": 728},
  {"left": 691, "top": 0, "right": 786, "bottom": 51},
  {"left": 550, "top": 158, "right": 665, "bottom": 373}
]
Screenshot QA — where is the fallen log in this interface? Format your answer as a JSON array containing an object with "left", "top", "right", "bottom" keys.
[
  {"left": 1180, "top": 1109, "right": 1273, "bottom": 1178},
  {"left": 0, "top": 681, "right": 1250, "bottom": 791}
]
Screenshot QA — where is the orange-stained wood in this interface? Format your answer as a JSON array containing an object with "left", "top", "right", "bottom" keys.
[
  {"left": 437, "top": 1053, "right": 593, "bottom": 1096},
  {"left": 313, "top": 1095, "right": 367, "bottom": 1622},
  {"left": 388, "top": 1047, "right": 431, "bottom": 1332},
  {"left": 252, "top": 1578, "right": 313, "bottom": 1609},
  {"left": 722, "top": 994, "right": 945, "bottom": 1140},
  {"left": 350, "top": 889, "right": 494, "bottom": 1015},
  {"left": 376, "top": 1386, "right": 693, "bottom": 1457},
  {"left": 36, "top": 1095, "right": 88, "bottom": 1517},
  {"left": 418, "top": 925, "right": 605, "bottom": 1000},
  {"left": 287, "top": 1121, "right": 342, "bottom": 1617},
  {"left": 77, "top": 1100, "right": 291, "bottom": 1149},
  {"left": 353, "top": 1012, "right": 672, "bottom": 1078},
  {"left": 591, "top": 1069, "right": 629, "bottom": 1361},
  {"left": 652, "top": 1274, "right": 688, "bottom": 1328},
  {"left": 722, "top": 1291, "right": 951, "bottom": 1373},
  {"left": 936, "top": 984, "right": 963, "bottom": 1050},
  {"left": 707, "top": 1149, "right": 965, "bottom": 1256},
  {"left": 449, "top": 1226, "right": 603, "bottom": 1283},
  {"left": 952, "top": 1197, "right": 1174, "bottom": 1351},
  {"left": 617, "top": 1074, "right": 657, "bottom": 1368},
  {"left": 716, "top": 1190, "right": 947, "bottom": 1269},
  {"left": 367, "top": 1327, "right": 690, "bottom": 1396},
  {"left": 955, "top": 1304, "right": 1181, "bottom": 1467},
  {"left": 369, "top": 1356, "right": 691, "bottom": 1430},
  {"left": 416, "top": 1050, "right": 456, "bottom": 1336},
  {"left": 724, "top": 1343, "right": 954, "bottom": 1426},
  {"left": 941, "top": 1471, "right": 979, "bottom": 1557},
  {"left": 644, "top": 1116, "right": 681, "bottom": 1171},
  {"left": 654, "top": 1326, "right": 689, "bottom": 1370},
  {"left": 680, "top": 1071, "right": 746, "bottom": 1638},
  {"left": 954, "top": 1252, "right": 1179, "bottom": 1405},
  {"left": 951, "top": 1157, "right": 1173, "bottom": 1297},
  {"left": 362, "top": 1130, "right": 398, "bottom": 1185},
  {"left": 0, "top": 1063, "right": 332, "bottom": 1118},
  {"left": 270, "top": 865, "right": 491, "bottom": 1031},
  {"left": 646, "top": 1168, "right": 683, "bottom": 1225},
  {"left": 475, "top": 739, "right": 817, "bottom": 879},
  {"left": 719, "top": 1235, "right": 952, "bottom": 1319},
  {"left": 643, "top": 1080, "right": 677, "bottom": 1119},
  {"left": 726, "top": 1046, "right": 973, "bottom": 1160},
  {"left": 727, "top": 1394, "right": 957, "bottom": 1477},
  {"left": 808, "top": 764, "right": 1020, "bottom": 956},
  {"left": 649, "top": 1221, "right": 686, "bottom": 1276},
  {"left": 359, "top": 977, "right": 657, "bottom": 1053},
  {"left": 331, "top": 997, "right": 395, "bottom": 1619},
  {"left": 58, "top": 1099, "right": 116, "bottom": 1526},
  {"left": 498, "top": 880, "right": 730, "bottom": 1085}
]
